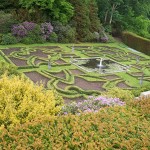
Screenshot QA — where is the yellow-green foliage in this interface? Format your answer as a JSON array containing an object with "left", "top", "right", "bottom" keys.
[
  {"left": 0, "top": 61, "right": 19, "bottom": 76},
  {"left": 0, "top": 75, "right": 63, "bottom": 127},
  {"left": 0, "top": 100, "right": 149, "bottom": 149},
  {"left": 131, "top": 97, "right": 150, "bottom": 119},
  {"left": 102, "top": 87, "right": 134, "bottom": 103}
]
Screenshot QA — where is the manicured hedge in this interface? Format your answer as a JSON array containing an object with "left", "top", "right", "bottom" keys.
[
  {"left": 0, "top": 98, "right": 150, "bottom": 149},
  {"left": 122, "top": 31, "right": 150, "bottom": 55}
]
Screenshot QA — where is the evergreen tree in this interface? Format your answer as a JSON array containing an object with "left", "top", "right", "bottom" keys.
[
  {"left": 68, "top": 0, "right": 101, "bottom": 41},
  {"left": 89, "top": 0, "right": 101, "bottom": 32}
]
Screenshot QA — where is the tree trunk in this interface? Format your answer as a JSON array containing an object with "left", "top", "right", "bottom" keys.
[
  {"left": 109, "top": 4, "right": 117, "bottom": 24},
  {"left": 104, "top": 10, "right": 109, "bottom": 23}
]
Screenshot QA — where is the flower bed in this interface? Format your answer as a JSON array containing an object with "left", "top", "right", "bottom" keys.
[{"left": 61, "top": 96, "right": 125, "bottom": 114}]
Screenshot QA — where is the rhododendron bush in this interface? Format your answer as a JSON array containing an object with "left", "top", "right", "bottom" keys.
[
  {"left": 11, "top": 21, "right": 54, "bottom": 41},
  {"left": 12, "top": 21, "right": 36, "bottom": 38},
  {"left": 0, "top": 75, "right": 63, "bottom": 127}
]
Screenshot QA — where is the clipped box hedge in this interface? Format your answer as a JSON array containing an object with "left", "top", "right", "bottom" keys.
[{"left": 122, "top": 31, "right": 150, "bottom": 55}]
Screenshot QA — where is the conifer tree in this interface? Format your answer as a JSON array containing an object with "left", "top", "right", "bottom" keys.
[
  {"left": 89, "top": 0, "right": 101, "bottom": 32},
  {"left": 68, "top": 0, "right": 101, "bottom": 41}
]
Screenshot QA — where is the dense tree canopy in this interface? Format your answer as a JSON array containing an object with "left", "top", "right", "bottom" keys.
[
  {"left": 96, "top": 0, "right": 150, "bottom": 38},
  {"left": 0, "top": 0, "right": 149, "bottom": 40},
  {"left": 19, "top": 0, "right": 74, "bottom": 24}
]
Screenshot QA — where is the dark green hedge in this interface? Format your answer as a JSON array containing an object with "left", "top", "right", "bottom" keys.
[{"left": 122, "top": 31, "right": 150, "bottom": 55}]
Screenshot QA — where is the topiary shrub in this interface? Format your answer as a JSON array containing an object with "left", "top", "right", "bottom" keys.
[
  {"left": 0, "top": 75, "right": 63, "bottom": 127},
  {"left": 1, "top": 33, "right": 18, "bottom": 45}
]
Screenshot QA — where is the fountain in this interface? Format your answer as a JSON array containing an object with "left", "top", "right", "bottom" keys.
[
  {"left": 72, "top": 57, "right": 129, "bottom": 74},
  {"left": 98, "top": 58, "right": 103, "bottom": 72}
]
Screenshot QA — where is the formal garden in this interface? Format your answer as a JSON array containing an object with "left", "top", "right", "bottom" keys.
[{"left": 0, "top": 43, "right": 150, "bottom": 103}]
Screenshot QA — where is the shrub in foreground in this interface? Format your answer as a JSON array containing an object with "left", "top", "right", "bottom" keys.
[
  {"left": 0, "top": 61, "right": 19, "bottom": 76},
  {"left": 0, "top": 75, "right": 63, "bottom": 127},
  {"left": 131, "top": 97, "right": 150, "bottom": 119},
  {"left": 0, "top": 103, "right": 149, "bottom": 149}
]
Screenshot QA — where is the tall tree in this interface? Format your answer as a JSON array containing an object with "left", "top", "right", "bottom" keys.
[
  {"left": 97, "top": 0, "right": 123, "bottom": 25},
  {"left": 89, "top": 0, "right": 101, "bottom": 32},
  {"left": 68, "top": 0, "right": 101, "bottom": 41},
  {"left": 96, "top": 0, "right": 150, "bottom": 38}
]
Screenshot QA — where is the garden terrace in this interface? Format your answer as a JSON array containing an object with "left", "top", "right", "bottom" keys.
[
  {"left": 24, "top": 71, "right": 50, "bottom": 88},
  {"left": 55, "top": 59, "right": 67, "bottom": 65},
  {"left": 116, "top": 81, "right": 132, "bottom": 89},
  {"left": 34, "top": 58, "right": 47, "bottom": 66},
  {"left": 2, "top": 47, "right": 22, "bottom": 55},
  {"left": 9, "top": 57, "right": 28, "bottom": 67},
  {"left": 74, "top": 77, "right": 105, "bottom": 91},
  {"left": 0, "top": 44, "right": 150, "bottom": 103}
]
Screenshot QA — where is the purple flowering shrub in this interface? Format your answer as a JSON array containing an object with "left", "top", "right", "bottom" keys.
[
  {"left": 11, "top": 21, "right": 54, "bottom": 43},
  {"left": 101, "top": 37, "right": 108, "bottom": 43},
  {"left": 12, "top": 25, "right": 27, "bottom": 38},
  {"left": 22, "top": 21, "right": 36, "bottom": 31},
  {"left": 61, "top": 96, "right": 125, "bottom": 115},
  {"left": 12, "top": 22, "right": 36, "bottom": 38},
  {"left": 41, "top": 22, "right": 53, "bottom": 40}
]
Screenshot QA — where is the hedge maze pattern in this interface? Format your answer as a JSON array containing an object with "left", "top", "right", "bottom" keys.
[{"left": 0, "top": 45, "right": 150, "bottom": 102}]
